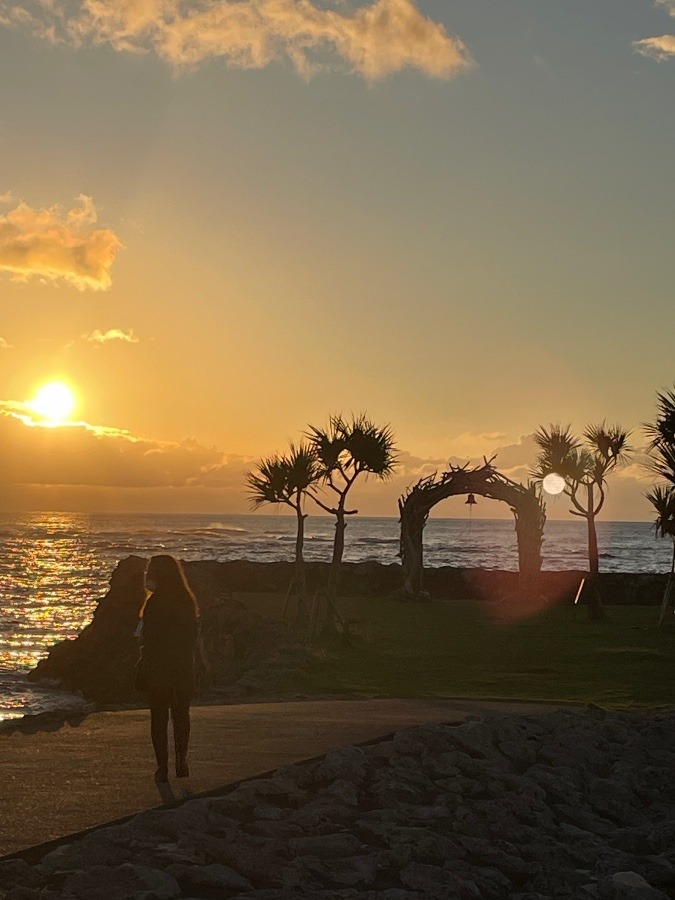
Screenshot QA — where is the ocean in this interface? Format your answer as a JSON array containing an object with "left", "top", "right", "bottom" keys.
[{"left": 0, "top": 512, "right": 671, "bottom": 721}]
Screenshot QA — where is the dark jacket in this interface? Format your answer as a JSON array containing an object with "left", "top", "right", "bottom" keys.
[{"left": 140, "top": 592, "right": 199, "bottom": 697}]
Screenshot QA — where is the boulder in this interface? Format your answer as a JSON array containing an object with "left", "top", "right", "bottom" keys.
[
  {"left": 167, "top": 861, "right": 253, "bottom": 894},
  {"left": 61, "top": 863, "right": 180, "bottom": 899},
  {"left": 598, "top": 871, "right": 671, "bottom": 900}
]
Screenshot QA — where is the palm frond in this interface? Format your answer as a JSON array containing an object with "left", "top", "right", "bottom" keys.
[
  {"left": 644, "top": 385, "right": 675, "bottom": 449},
  {"left": 306, "top": 414, "right": 398, "bottom": 480},
  {"left": 565, "top": 448, "right": 594, "bottom": 482},
  {"left": 647, "top": 442, "right": 675, "bottom": 488},
  {"left": 246, "top": 441, "right": 323, "bottom": 509},
  {"left": 344, "top": 414, "right": 398, "bottom": 479},
  {"left": 532, "top": 424, "right": 580, "bottom": 480},
  {"left": 533, "top": 423, "right": 579, "bottom": 456},
  {"left": 283, "top": 442, "right": 321, "bottom": 493},
  {"left": 305, "top": 416, "right": 348, "bottom": 474},
  {"left": 645, "top": 484, "right": 675, "bottom": 539},
  {"left": 534, "top": 421, "right": 632, "bottom": 489},
  {"left": 584, "top": 421, "right": 632, "bottom": 466},
  {"left": 245, "top": 454, "right": 292, "bottom": 508}
]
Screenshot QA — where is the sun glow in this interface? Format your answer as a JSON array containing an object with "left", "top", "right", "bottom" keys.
[{"left": 29, "top": 382, "right": 77, "bottom": 424}]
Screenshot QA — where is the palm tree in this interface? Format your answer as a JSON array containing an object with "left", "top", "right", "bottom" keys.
[
  {"left": 644, "top": 384, "right": 675, "bottom": 626},
  {"left": 644, "top": 385, "right": 675, "bottom": 449},
  {"left": 245, "top": 442, "right": 319, "bottom": 621},
  {"left": 533, "top": 422, "right": 631, "bottom": 575},
  {"left": 305, "top": 414, "right": 398, "bottom": 629},
  {"left": 532, "top": 421, "right": 631, "bottom": 620},
  {"left": 646, "top": 486, "right": 675, "bottom": 627}
]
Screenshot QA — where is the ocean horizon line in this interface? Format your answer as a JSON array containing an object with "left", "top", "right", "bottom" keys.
[{"left": 0, "top": 510, "right": 658, "bottom": 526}]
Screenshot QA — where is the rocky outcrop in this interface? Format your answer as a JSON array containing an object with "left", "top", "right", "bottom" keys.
[
  {"left": 27, "top": 556, "right": 146, "bottom": 703},
  {"left": 2, "top": 708, "right": 674, "bottom": 898},
  {"left": 27, "top": 556, "right": 310, "bottom": 705}
]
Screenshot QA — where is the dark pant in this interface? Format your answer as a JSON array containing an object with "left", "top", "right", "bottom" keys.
[{"left": 149, "top": 685, "right": 191, "bottom": 771}]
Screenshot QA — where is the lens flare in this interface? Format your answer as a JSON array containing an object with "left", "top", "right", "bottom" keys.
[{"left": 543, "top": 473, "right": 566, "bottom": 495}]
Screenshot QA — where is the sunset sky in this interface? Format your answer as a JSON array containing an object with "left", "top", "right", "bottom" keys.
[{"left": 0, "top": 0, "right": 673, "bottom": 520}]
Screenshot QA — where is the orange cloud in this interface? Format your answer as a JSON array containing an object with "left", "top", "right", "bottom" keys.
[
  {"left": 0, "top": 195, "right": 123, "bottom": 290},
  {"left": 633, "top": 1, "right": 675, "bottom": 60},
  {"left": 84, "top": 328, "right": 139, "bottom": 344},
  {"left": 0, "top": 405, "right": 232, "bottom": 488},
  {"left": 633, "top": 34, "right": 675, "bottom": 60},
  {"left": 0, "top": 0, "right": 473, "bottom": 81},
  {"left": 396, "top": 450, "right": 448, "bottom": 476},
  {"left": 0, "top": 406, "right": 653, "bottom": 519}
]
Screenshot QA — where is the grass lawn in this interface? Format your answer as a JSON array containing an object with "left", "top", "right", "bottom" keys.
[{"left": 238, "top": 593, "right": 674, "bottom": 709}]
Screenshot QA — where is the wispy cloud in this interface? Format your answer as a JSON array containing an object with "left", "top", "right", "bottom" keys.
[
  {"left": 633, "top": 34, "right": 675, "bottom": 61},
  {"left": 0, "top": 337, "right": 11, "bottom": 349},
  {"left": 0, "top": 195, "right": 123, "bottom": 290},
  {"left": 443, "top": 430, "right": 509, "bottom": 460},
  {"left": 0, "top": 0, "right": 473, "bottom": 81},
  {"left": 633, "top": 0, "right": 675, "bottom": 61},
  {"left": 83, "top": 328, "right": 139, "bottom": 344}
]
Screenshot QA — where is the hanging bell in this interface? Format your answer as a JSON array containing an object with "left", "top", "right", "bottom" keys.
[{"left": 465, "top": 493, "right": 477, "bottom": 506}]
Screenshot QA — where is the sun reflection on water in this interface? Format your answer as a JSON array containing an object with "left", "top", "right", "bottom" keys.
[{"left": 0, "top": 513, "right": 101, "bottom": 692}]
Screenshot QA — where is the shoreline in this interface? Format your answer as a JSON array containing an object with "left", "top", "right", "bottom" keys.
[{"left": 2, "top": 558, "right": 672, "bottom": 722}]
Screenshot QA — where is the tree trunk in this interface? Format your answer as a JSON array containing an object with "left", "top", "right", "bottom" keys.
[
  {"left": 587, "top": 515, "right": 600, "bottom": 577},
  {"left": 657, "top": 540, "right": 675, "bottom": 628},
  {"left": 294, "top": 509, "right": 308, "bottom": 624},
  {"left": 311, "top": 506, "right": 347, "bottom": 638},
  {"left": 514, "top": 492, "right": 544, "bottom": 598},
  {"left": 327, "top": 508, "right": 346, "bottom": 606},
  {"left": 583, "top": 484, "right": 604, "bottom": 621},
  {"left": 399, "top": 506, "right": 427, "bottom": 600},
  {"left": 585, "top": 537, "right": 605, "bottom": 618}
]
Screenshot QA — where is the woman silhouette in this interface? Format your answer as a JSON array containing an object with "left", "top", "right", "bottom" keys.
[{"left": 138, "top": 554, "right": 200, "bottom": 782}]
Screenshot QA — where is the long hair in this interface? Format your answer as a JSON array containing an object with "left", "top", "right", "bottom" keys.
[{"left": 141, "top": 554, "right": 199, "bottom": 621}]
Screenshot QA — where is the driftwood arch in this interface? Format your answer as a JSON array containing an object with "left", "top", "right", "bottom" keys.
[{"left": 398, "top": 460, "right": 546, "bottom": 600}]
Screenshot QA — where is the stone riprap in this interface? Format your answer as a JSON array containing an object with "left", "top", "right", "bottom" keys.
[{"left": 1, "top": 708, "right": 673, "bottom": 899}]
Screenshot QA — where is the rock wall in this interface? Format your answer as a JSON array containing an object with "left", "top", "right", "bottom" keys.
[{"left": 184, "top": 560, "right": 670, "bottom": 605}]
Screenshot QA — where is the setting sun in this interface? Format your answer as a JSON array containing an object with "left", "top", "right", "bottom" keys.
[{"left": 29, "top": 382, "right": 77, "bottom": 424}]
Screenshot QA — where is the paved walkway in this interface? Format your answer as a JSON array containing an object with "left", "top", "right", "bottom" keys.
[{"left": 0, "top": 698, "right": 561, "bottom": 857}]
